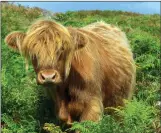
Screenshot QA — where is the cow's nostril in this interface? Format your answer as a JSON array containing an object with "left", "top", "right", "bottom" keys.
[
  {"left": 41, "top": 74, "right": 46, "bottom": 80},
  {"left": 52, "top": 73, "right": 56, "bottom": 80}
]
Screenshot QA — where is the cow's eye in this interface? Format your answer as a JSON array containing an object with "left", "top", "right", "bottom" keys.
[
  {"left": 58, "top": 52, "right": 63, "bottom": 60},
  {"left": 61, "top": 47, "right": 64, "bottom": 52}
]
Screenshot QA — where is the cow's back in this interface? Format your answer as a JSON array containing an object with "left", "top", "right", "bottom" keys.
[{"left": 83, "top": 21, "right": 130, "bottom": 47}]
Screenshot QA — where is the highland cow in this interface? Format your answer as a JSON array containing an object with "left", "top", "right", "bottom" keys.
[{"left": 5, "top": 20, "right": 136, "bottom": 125}]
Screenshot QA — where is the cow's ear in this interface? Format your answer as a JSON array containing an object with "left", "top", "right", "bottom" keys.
[
  {"left": 5, "top": 31, "right": 26, "bottom": 52},
  {"left": 68, "top": 28, "right": 87, "bottom": 50}
]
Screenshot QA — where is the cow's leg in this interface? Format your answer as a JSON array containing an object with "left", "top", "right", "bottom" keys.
[
  {"left": 46, "top": 86, "right": 69, "bottom": 123},
  {"left": 80, "top": 98, "right": 103, "bottom": 122}
]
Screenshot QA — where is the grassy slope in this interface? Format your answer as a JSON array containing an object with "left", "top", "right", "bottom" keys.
[{"left": 1, "top": 2, "right": 160, "bottom": 133}]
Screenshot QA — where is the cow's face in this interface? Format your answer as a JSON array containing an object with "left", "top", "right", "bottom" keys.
[
  {"left": 5, "top": 20, "right": 87, "bottom": 86},
  {"left": 31, "top": 48, "right": 68, "bottom": 85}
]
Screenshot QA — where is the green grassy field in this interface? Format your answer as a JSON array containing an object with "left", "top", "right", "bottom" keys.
[{"left": 1, "top": 2, "right": 160, "bottom": 133}]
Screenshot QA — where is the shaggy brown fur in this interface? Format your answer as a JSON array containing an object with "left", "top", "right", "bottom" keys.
[{"left": 5, "top": 19, "right": 136, "bottom": 125}]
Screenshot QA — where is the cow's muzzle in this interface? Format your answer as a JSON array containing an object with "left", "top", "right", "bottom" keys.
[{"left": 37, "top": 70, "right": 60, "bottom": 85}]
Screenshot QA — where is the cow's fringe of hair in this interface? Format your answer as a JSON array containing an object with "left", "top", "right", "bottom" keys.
[{"left": 22, "top": 20, "right": 75, "bottom": 78}]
